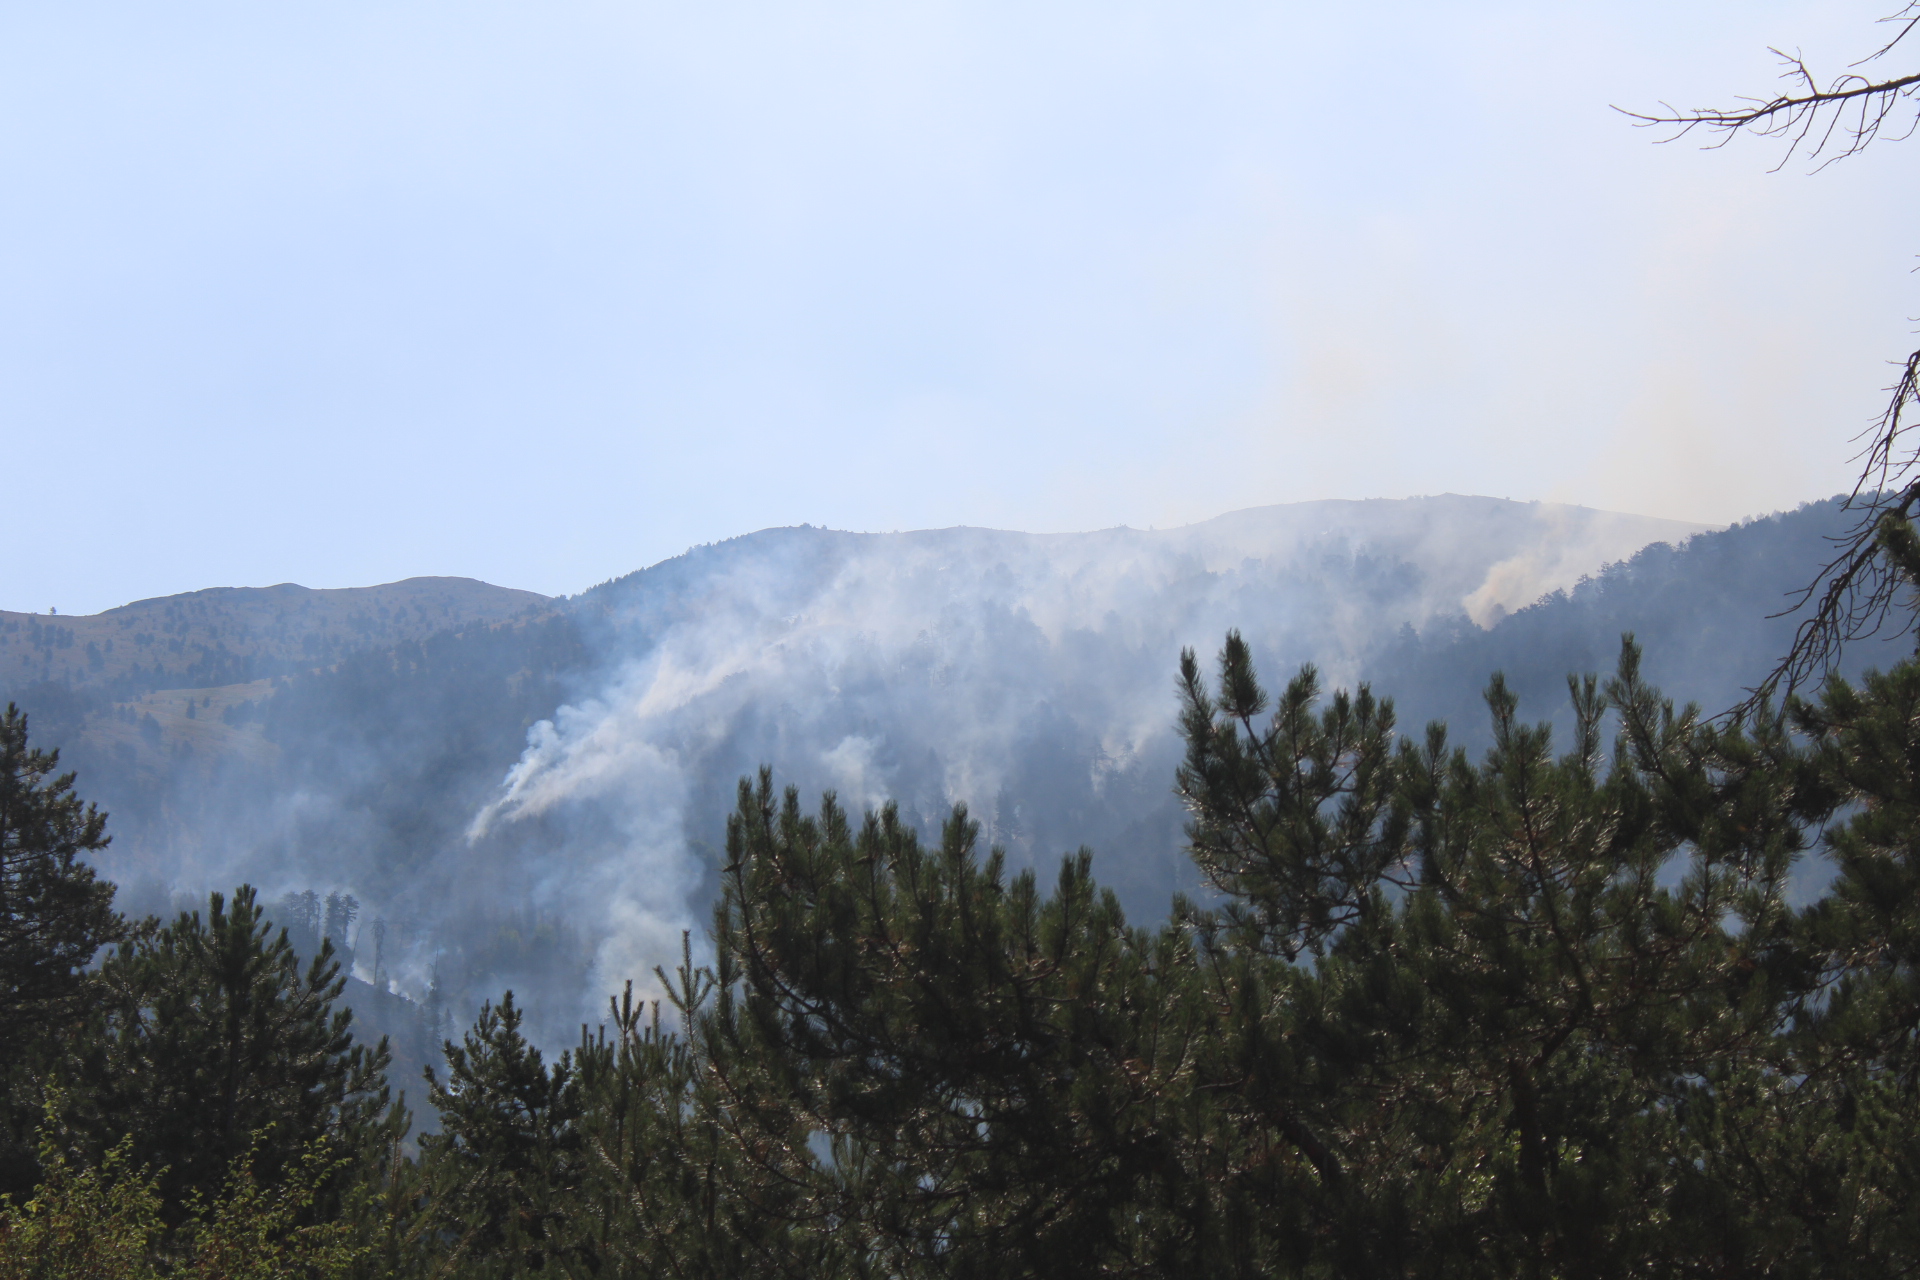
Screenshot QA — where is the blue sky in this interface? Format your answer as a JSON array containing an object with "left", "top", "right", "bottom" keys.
[{"left": 5, "top": 0, "right": 1917, "bottom": 613}]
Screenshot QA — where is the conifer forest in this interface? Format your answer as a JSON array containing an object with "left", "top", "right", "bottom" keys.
[
  {"left": 8, "top": 587, "right": 1920, "bottom": 1275},
  {"left": 12, "top": 5, "right": 1920, "bottom": 1279}
]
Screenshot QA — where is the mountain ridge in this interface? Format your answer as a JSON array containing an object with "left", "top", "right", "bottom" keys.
[
  {"left": 0, "top": 494, "right": 1805, "bottom": 1049},
  {"left": 0, "top": 575, "right": 552, "bottom": 696}
]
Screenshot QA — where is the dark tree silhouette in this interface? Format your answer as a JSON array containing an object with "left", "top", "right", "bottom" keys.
[{"left": 0, "top": 704, "right": 120, "bottom": 1047}]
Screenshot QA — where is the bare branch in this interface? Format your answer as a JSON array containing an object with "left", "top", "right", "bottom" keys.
[
  {"left": 1747, "top": 350, "right": 1920, "bottom": 708},
  {"left": 1858, "top": 2, "right": 1920, "bottom": 67},
  {"left": 1618, "top": 47, "right": 1920, "bottom": 170},
  {"left": 1625, "top": 7, "right": 1920, "bottom": 704}
]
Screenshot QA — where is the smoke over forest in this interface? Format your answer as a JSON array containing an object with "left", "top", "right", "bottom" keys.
[{"left": 3, "top": 494, "right": 1862, "bottom": 1054}]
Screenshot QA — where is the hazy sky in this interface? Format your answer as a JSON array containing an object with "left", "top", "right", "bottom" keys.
[{"left": 5, "top": 0, "right": 1918, "bottom": 614}]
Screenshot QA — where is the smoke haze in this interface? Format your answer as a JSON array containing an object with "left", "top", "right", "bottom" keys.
[{"left": 22, "top": 494, "right": 1877, "bottom": 1053}]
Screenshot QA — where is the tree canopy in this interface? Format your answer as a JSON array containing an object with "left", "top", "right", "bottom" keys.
[{"left": 8, "top": 603, "right": 1920, "bottom": 1274}]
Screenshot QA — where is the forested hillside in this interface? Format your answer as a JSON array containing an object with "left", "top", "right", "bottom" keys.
[
  {"left": 1369, "top": 499, "right": 1872, "bottom": 742},
  {"left": 9, "top": 496, "right": 1920, "bottom": 1271},
  {"left": 5, "top": 496, "right": 1738, "bottom": 1045},
  {"left": 1, "top": 497, "right": 1852, "bottom": 1042},
  {"left": 0, "top": 577, "right": 550, "bottom": 694},
  {"left": 0, "top": 577, "right": 554, "bottom": 858}
]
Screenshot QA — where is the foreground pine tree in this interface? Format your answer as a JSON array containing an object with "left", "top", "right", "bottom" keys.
[
  {"left": 366, "top": 629, "right": 1920, "bottom": 1277},
  {"left": 0, "top": 705, "right": 119, "bottom": 1048},
  {"left": 80, "top": 887, "right": 393, "bottom": 1222},
  {"left": 707, "top": 780, "right": 1218, "bottom": 1278},
  {"left": 11, "top": 627, "right": 1920, "bottom": 1274},
  {"left": 422, "top": 991, "right": 585, "bottom": 1276},
  {"left": 0, "top": 705, "right": 123, "bottom": 1201},
  {"left": 1174, "top": 636, "right": 1827, "bottom": 1275}
]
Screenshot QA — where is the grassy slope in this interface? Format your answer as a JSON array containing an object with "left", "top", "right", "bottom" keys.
[{"left": 0, "top": 576, "right": 551, "bottom": 696}]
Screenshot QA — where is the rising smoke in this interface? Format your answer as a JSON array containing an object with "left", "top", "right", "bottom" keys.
[
  {"left": 15, "top": 495, "right": 1750, "bottom": 1050},
  {"left": 460, "top": 496, "right": 1707, "bottom": 1028}
]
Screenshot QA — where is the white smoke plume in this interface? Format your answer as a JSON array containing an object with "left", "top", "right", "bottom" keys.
[{"left": 470, "top": 496, "right": 1705, "bottom": 1022}]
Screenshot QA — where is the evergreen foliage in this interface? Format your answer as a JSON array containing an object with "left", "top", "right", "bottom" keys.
[
  {"left": 9, "top": 603, "right": 1920, "bottom": 1272},
  {"left": 423, "top": 992, "right": 585, "bottom": 1275},
  {"left": 0, "top": 704, "right": 121, "bottom": 1200},
  {"left": 80, "top": 887, "right": 392, "bottom": 1221},
  {"left": 709, "top": 783, "right": 1212, "bottom": 1277},
  {"left": 0, "top": 704, "right": 118, "bottom": 1045}
]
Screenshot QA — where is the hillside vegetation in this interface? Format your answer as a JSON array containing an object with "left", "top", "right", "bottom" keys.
[
  {"left": 0, "top": 577, "right": 550, "bottom": 696},
  {"left": 0, "top": 498, "right": 1850, "bottom": 1050},
  {"left": 8, "top": 521, "right": 1920, "bottom": 1271}
]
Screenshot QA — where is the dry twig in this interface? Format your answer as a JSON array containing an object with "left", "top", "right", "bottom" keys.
[{"left": 1621, "top": 7, "right": 1920, "bottom": 703}]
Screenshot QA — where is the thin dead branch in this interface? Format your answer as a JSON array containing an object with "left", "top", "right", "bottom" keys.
[
  {"left": 1623, "top": 7, "right": 1920, "bottom": 706},
  {"left": 1619, "top": 6, "right": 1920, "bottom": 170},
  {"left": 1755, "top": 351, "right": 1920, "bottom": 705}
]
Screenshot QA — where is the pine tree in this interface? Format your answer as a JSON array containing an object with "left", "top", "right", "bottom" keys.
[
  {"left": 275, "top": 889, "right": 321, "bottom": 959},
  {"left": 421, "top": 991, "right": 585, "bottom": 1275},
  {"left": 0, "top": 704, "right": 121, "bottom": 1048},
  {"left": 83, "top": 886, "right": 392, "bottom": 1221},
  {"left": 570, "top": 950, "right": 848, "bottom": 1280},
  {"left": 323, "top": 893, "right": 358, "bottom": 976},
  {"left": 368, "top": 919, "right": 387, "bottom": 991},
  {"left": 0, "top": 704, "right": 123, "bottom": 1201},
  {"left": 705, "top": 772, "right": 1224, "bottom": 1279},
  {"left": 1171, "top": 633, "right": 1855, "bottom": 1274},
  {"left": 1761, "top": 658, "right": 1920, "bottom": 1264}
]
